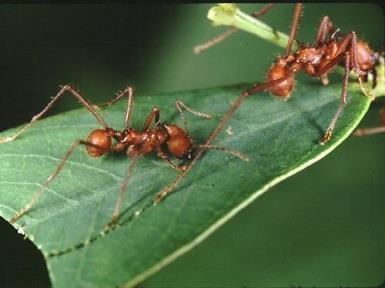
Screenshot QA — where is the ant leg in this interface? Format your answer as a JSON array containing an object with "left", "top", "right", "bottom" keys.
[
  {"left": 193, "top": 3, "right": 275, "bottom": 54},
  {"left": 347, "top": 33, "right": 373, "bottom": 98},
  {"left": 314, "top": 52, "right": 346, "bottom": 77},
  {"left": 353, "top": 107, "right": 385, "bottom": 136},
  {"left": 250, "top": 3, "right": 275, "bottom": 18},
  {"left": 319, "top": 53, "right": 351, "bottom": 145},
  {"left": 242, "top": 73, "right": 295, "bottom": 96},
  {"left": 107, "top": 153, "right": 139, "bottom": 227},
  {"left": 156, "top": 145, "right": 186, "bottom": 171},
  {"left": 175, "top": 100, "right": 212, "bottom": 136},
  {"left": 9, "top": 139, "right": 103, "bottom": 223},
  {"left": 102, "top": 86, "right": 134, "bottom": 129},
  {"left": 314, "top": 17, "right": 337, "bottom": 87},
  {"left": 322, "top": 32, "right": 372, "bottom": 98},
  {"left": 353, "top": 126, "right": 385, "bottom": 136},
  {"left": 154, "top": 76, "right": 294, "bottom": 204},
  {"left": 196, "top": 144, "right": 249, "bottom": 161},
  {"left": 315, "top": 16, "right": 333, "bottom": 45},
  {"left": 334, "top": 31, "right": 363, "bottom": 79},
  {"left": 284, "top": 3, "right": 303, "bottom": 57},
  {"left": 193, "top": 28, "right": 237, "bottom": 54},
  {"left": 0, "top": 84, "right": 109, "bottom": 144},
  {"left": 142, "top": 107, "right": 160, "bottom": 130}
]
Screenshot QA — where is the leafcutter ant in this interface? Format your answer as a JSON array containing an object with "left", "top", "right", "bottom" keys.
[
  {"left": 197, "top": 3, "right": 379, "bottom": 144},
  {"left": 153, "top": 3, "right": 381, "bottom": 204},
  {"left": 0, "top": 84, "right": 248, "bottom": 227},
  {"left": 243, "top": 3, "right": 380, "bottom": 144}
]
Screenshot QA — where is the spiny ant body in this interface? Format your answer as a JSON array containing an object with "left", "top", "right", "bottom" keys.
[
  {"left": 85, "top": 112, "right": 195, "bottom": 164},
  {"left": 241, "top": 6, "right": 379, "bottom": 144},
  {"left": 261, "top": 26, "right": 377, "bottom": 100},
  {"left": 0, "top": 84, "right": 247, "bottom": 227},
  {"left": 195, "top": 3, "right": 380, "bottom": 145}
]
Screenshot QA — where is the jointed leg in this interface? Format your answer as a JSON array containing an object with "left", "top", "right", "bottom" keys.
[
  {"left": 330, "top": 32, "right": 372, "bottom": 98},
  {"left": 154, "top": 56, "right": 298, "bottom": 204},
  {"left": 242, "top": 72, "right": 295, "bottom": 96},
  {"left": 193, "top": 3, "right": 275, "bottom": 54},
  {"left": 156, "top": 144, "right": 187, "bottom": 171},
  {"left": 193, "top": 28, "right": 237, "bottom": 54},
  {"left": 103, "top": 86, "right": 134, "bottom": 129},
  {"left": 196, "top": 144, "right": 249, "bottom": 161},
  {"left": 154, "top": 73, "right": 299, "bottom": 204},
  {"left": 0, "top": 84, "right": 109, "bottom": 143},
  {"left": 107, "top": 154, "right": 138, "bottom": 227},
  {"left": 143, "top": 107, "right": 160, "bottom": 130},
  {"left": 9, "top": 139, "right": 97, "bottom": 223},
  {"left": 353, "top": 126, "right": 385, "bottom": 136},
  {"left": 175, "top": 100, "right": 212, "bottom": 136},
  {"left": 315, "top": 16, "right": 334, "bottom": 46},
  {"left": 353, "top": 107, "right": 385, "bottom": 136},
  {"left": 319, "top": 53, "right": 351, "bottom": 145},
  {"left": 357, "top": 76, "right": 372, "bottom": 98},
  {"left": 284, "top": 3, "right": 303, "bottom": 57}
]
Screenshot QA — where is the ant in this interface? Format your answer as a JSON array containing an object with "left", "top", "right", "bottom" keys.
[
  {"left": 241, "top": 3, "right": 380, "bottom": 144},
  {"left": 0, "top": 84, "right": 248, "bottom": 227},
  {"left": 152, "top": 3, "right": 381, "bottom": 203},
  {"left": 196, "top": 3, "right": 380, "bottom": 144}
]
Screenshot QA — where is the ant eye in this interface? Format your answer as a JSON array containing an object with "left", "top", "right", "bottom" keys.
[{"left": 86, "top": 129, "right": 112, "bottom": 157}]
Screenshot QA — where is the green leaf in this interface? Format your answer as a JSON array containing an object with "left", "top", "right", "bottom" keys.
[{"left": 0, "top": 82, "right": 372, "bottom": 287}]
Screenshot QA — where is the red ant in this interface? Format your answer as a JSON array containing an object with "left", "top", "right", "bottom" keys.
[
  {"left": 198, "top": 3, "right": 379, "bottom": 144},
  {"left": 0, "top": 84, "right": 248, "bottom": 227},
  {"left": 152, "top": 3, "right": 381, "bottom": 203},
  {"left": 242, "top": 4, "right": 380, "bottom": 144}
]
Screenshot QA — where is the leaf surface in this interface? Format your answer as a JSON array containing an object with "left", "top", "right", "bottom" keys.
[{"left": 0, "top": 82, "right": 371, "bottom": 288}]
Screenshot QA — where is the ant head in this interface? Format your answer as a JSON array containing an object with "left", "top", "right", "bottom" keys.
[
  {"left": 356, "top": 42, "right": 376, "bottom": 72},
  {"left": 86, "top": 128, "right": 113, "bottom": 157},
  {"left": 266, "top": 62, "right": 295, "bottom": 99}
]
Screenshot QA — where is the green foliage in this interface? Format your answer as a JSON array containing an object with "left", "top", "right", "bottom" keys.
[{"left": 0, "top": 82, "right": 371, "bottom": 287}]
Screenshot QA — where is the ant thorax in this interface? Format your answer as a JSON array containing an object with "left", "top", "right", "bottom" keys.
[
  {"left": 121, "top": 127, "right": 168, "bottom": 147},
  {"left": 295, "top": 47, "right": 324, "bottom": 66}
]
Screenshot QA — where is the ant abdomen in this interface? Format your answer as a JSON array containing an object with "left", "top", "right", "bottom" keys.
[
  {"left": 164, "top": 124, "right": 192, "bottom": 159},
  {"left": 86, "top": 129, "right": 113, "bottom": 157},
  {"left": 267, "top": 62, "right": 295, "bottom": 98}
]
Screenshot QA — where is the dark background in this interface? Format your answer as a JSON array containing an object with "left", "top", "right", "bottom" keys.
[{"left": 0, "top": 4, "right": 384, "bottom": 288}]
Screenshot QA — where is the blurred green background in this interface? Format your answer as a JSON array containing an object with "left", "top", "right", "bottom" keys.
[{"left": 0, "top": 4, "right": 384, "bottom": 288}]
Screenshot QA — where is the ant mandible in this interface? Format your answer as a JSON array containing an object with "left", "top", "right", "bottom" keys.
[{"left": 0, "top": 84, "right": 248, "bottom": 227}]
